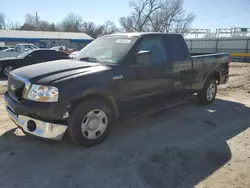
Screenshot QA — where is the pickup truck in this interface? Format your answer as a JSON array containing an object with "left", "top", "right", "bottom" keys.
[
  {"left": 0, "top": 43, "right": 39, "bottom": 58},
  {"left": 4, "top": 33, "right": 230, "bottom": 147}
]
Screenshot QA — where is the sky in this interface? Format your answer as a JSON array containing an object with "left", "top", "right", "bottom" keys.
[{"left": 1, "top": 0, "right": 250, "bottom": 31}]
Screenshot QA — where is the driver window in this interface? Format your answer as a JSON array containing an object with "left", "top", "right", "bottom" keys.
[{"left": 136, "top": 36, "right": 167, "bottom": 64}]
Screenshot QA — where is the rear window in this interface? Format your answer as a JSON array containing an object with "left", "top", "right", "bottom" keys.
[{"left": 164, "top": 35, "right": 189, "bottom": 62}]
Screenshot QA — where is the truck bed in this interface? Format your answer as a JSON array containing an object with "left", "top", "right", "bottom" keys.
[{"left": 191, "top": 52, "right": 229, "bottom": 58}]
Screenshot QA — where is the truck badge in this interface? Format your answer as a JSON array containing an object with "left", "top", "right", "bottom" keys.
[{"left": 10, "top": 84, "right": 16, "bottom": 91}]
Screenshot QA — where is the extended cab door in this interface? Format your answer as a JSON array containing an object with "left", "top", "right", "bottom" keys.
[{"left": 163, "top": 35, "right": 192, "bottom": 96}]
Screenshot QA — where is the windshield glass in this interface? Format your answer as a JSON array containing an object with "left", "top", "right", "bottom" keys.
[
  {"left": 16, "top": 50, "right": 33, "bottom": 58},
  {"left": 75, "top": 36, "right": 137, "bottom": 64}
]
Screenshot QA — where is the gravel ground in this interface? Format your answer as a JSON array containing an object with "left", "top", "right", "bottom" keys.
[{"left": 0, "top": 62, "right": 250, "bottom": 188}]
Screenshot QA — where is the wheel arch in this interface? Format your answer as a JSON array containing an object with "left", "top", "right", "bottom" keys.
[
  {"left": 71, "top": 92, "right": 120, "bottom": 119},
  {"left": 204, "top": 70, "right": 221, "bottom": 87}
]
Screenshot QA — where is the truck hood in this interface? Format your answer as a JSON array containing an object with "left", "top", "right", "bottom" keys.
[{"left": 11, "top": 59, "right": 111, "bottom": 85}]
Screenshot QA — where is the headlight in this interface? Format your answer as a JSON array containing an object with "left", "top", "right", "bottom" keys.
[{"left": 25, "top": 84, "right": 59, "bottom": 102}]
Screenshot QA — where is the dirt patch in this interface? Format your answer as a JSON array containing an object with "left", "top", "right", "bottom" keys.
[
  {"left": 0, "top": 62, "right": 250, "bottom": 188},
  {"left": 0, "top": 85, "right": 7, "bottom": 95}
]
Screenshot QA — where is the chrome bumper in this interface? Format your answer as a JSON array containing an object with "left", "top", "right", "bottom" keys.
[{"left": 6, "top": 107, "right": 68, "bottom": 140}]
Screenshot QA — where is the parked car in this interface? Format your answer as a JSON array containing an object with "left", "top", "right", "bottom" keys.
[
  {"left": 4, "top": 32, "right": 230, "bottom": 147},
  {"left": 69, "top": 51, "right": 79, "bottom": 59},
  {"left": 0, "top": 43, "right": 39, "bottom": 58},
  {"left": 50, "top": 46, "right": 66, "bottom": 51},
  {"left": 0, "top": 49, "right": 69, "bottom": 77}
]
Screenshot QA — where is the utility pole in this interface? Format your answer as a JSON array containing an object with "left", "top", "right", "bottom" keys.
[{"left": 35, "top": 12, "right": 38, "bottom": 31}]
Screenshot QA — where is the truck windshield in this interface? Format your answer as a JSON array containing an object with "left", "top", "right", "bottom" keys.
[{"left": 75, "top": 36, "right": 137, "bottom": 64}]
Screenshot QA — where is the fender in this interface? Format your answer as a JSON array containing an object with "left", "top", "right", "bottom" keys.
[
  {"left": 201, "top": 70, "right": 221, "bottom": 89},
  {"left": 70, "top": 88, "right": 120, "bottom": 119}
]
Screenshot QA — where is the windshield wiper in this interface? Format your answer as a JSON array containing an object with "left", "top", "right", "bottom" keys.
[{"left": 80, "top": 57, "right": 100, "bottom": 63}]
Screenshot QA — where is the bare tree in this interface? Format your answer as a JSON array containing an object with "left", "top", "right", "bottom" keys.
[
  {"left": 82, "top": 21, "right": 118, "bottom": 38},
  {"left": 20, "top": 13, "right": 53, "bottom": 31},
  {"left": 171, "top": 12, "right": 195, "bottom": 33},
  {"left": 82, "top": 21, "right": 102, "bottom": 38},
  {"left": 49, "top": 23, "right": 57, "bottom": 31},
  {"left": 119, "top": 0, "right": 162, "bottom": 32},
  {"left": 149, "top": 0, "right": 195, "bottom": 33},
  {"left": 7, "top": 21, "right": 21, "bottom": 30},
  {"left": 24, "top": 13, "right": 39, "bottom": 27},
  {"left": 102, "top": 20, "right": 119, "bottom": 35},
  {"left": 0, "top": 12, "right": 6, "bottom": 29},
  {"left": 60, "top": 13, "right": 83, "bottom": 32}
]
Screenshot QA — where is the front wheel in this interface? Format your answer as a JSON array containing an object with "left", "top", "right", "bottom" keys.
[
  {"left": 3, "top": 65, "right": 16, "bottom": 77},
  {"left": 198, "top": 77, "right": 217, "bottom": 105},
  {"left": 68, "top": 98, "right": 114, "bottom": 147}
]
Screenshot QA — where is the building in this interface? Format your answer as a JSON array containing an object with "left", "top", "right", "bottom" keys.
[{"left": 0, "top": 30, "right": 93, "bottom": 50}]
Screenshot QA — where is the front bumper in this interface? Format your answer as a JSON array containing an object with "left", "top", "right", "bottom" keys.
[
  {"left": 4, "top": 91, "right": 69, "bottom": 140},
  {"left": 6, "top": 106, "right": 68, "bottom": 140},
  {"left": 4, "top": 91, "right": 71, "bottom": 121}
]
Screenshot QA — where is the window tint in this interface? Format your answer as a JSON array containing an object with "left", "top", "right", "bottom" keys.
[
  {"left": 136, "top": 36, "right": 167, "bottom": 64},
  {"left": 43, "top": 50, "right": 57, "bottom": 58},
  {"left": 55, "top": 51, "right": 68, "bottom": 58},
  {"left": 164, "top": 35, "right": 187, "bottom": 62},
  {"left": 30, "top": 51, "right": 44, "bottom": 58},
  {"left": 30, "top": 50, "right": 55, "bottom": 59}
]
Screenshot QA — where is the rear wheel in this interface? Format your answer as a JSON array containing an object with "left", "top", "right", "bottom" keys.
[
  {"left": 68, "top": 98, "right": 114, "bottom": 147},
  {"left": 198, "top": 77, "right": 217, "bottom": 105}
]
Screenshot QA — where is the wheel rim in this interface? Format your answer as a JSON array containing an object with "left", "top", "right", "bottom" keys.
[
  {"left": 207, "top": 83, "right": 216, "bottom": 101},
  {"left": 4, "top": 66, "right": 14, "bottom": 76},
  {"left": 81, "top": 109, "right": 108, "bottom": 140}
]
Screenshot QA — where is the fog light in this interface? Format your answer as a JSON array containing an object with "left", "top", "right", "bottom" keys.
[{"left": 27, "top": 120, "right": 36, "bottom": 132}]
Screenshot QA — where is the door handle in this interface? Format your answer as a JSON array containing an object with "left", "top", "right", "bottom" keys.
[{"left": 113, "top": 74, "right": 123, "bottom": 80}]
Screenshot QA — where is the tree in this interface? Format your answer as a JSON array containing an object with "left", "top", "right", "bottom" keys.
[
  {"left": 82, "top": 21, "right": 118, "bottom": 38},
  {"left": 24, "top": 13, "right": 39, "bottom": 27},
  {"left": 20, "top": 13, "right": 43, "bottom": 31},
  {"left": 102, "top": 20, "right": 119, "bottom": 35},
  {"left": 119, "top": 0, "right": 162, "bottom": 32},
  {"left": 49, "top": 23, "right": 56, "bottom": 31},
  {"left": 60, "top": 13, "right": 83, "bottom": 32},
  {"left": 0, "top": 12, "right": 6, "bottom": 29},
  {"left": 20, "top": 23, "right": 36, "bottom": 30},
  {"left": 149, "top": 0, "right": 195, "bottom": 33},
  {"left": 119, "top": 0, "right": 195, "bottom": 34},
  {"left": 7, "top": 21, "right": 21, "bottom": 30},
  {"left": 19, "top": 13, "right": 60, "bottom": 31}
]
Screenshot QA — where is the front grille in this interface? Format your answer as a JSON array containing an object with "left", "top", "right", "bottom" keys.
[{"left": 8, "top": 75, "right": 26, "bottom": 100}]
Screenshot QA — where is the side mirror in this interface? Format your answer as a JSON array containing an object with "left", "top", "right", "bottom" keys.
[{"left": 137, "top": 50, "right": 152, "bottom": 64}]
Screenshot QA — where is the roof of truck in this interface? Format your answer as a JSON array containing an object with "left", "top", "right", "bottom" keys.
[{"left": 108, "top": 32, "right": 183, "bottom": 37}]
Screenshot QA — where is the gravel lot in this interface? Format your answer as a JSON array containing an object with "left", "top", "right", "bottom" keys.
[{"left": 0, "top": 63, "right": 250, "bottom": 188}]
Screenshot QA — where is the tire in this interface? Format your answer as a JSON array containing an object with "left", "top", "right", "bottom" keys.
[
  {"left": 3, "top": 65, "right": 16, "bottom": 77},
  {"left": 197, "top": 77, "right": 217, "bottom": 105},
  {"left": 68, "top": 98, "right": 114, "bottom": 147}
]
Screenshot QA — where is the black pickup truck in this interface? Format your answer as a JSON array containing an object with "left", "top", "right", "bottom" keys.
[{"left": 4, "top": 33, "right": 230, "bottom": 147}]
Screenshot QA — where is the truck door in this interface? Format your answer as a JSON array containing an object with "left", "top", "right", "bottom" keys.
[
  {"left": 120, "top": 35, "right": 172, "bottom": 109},
  {"left": 163, "top": 35, "right": 192, "bottom": 97}
]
